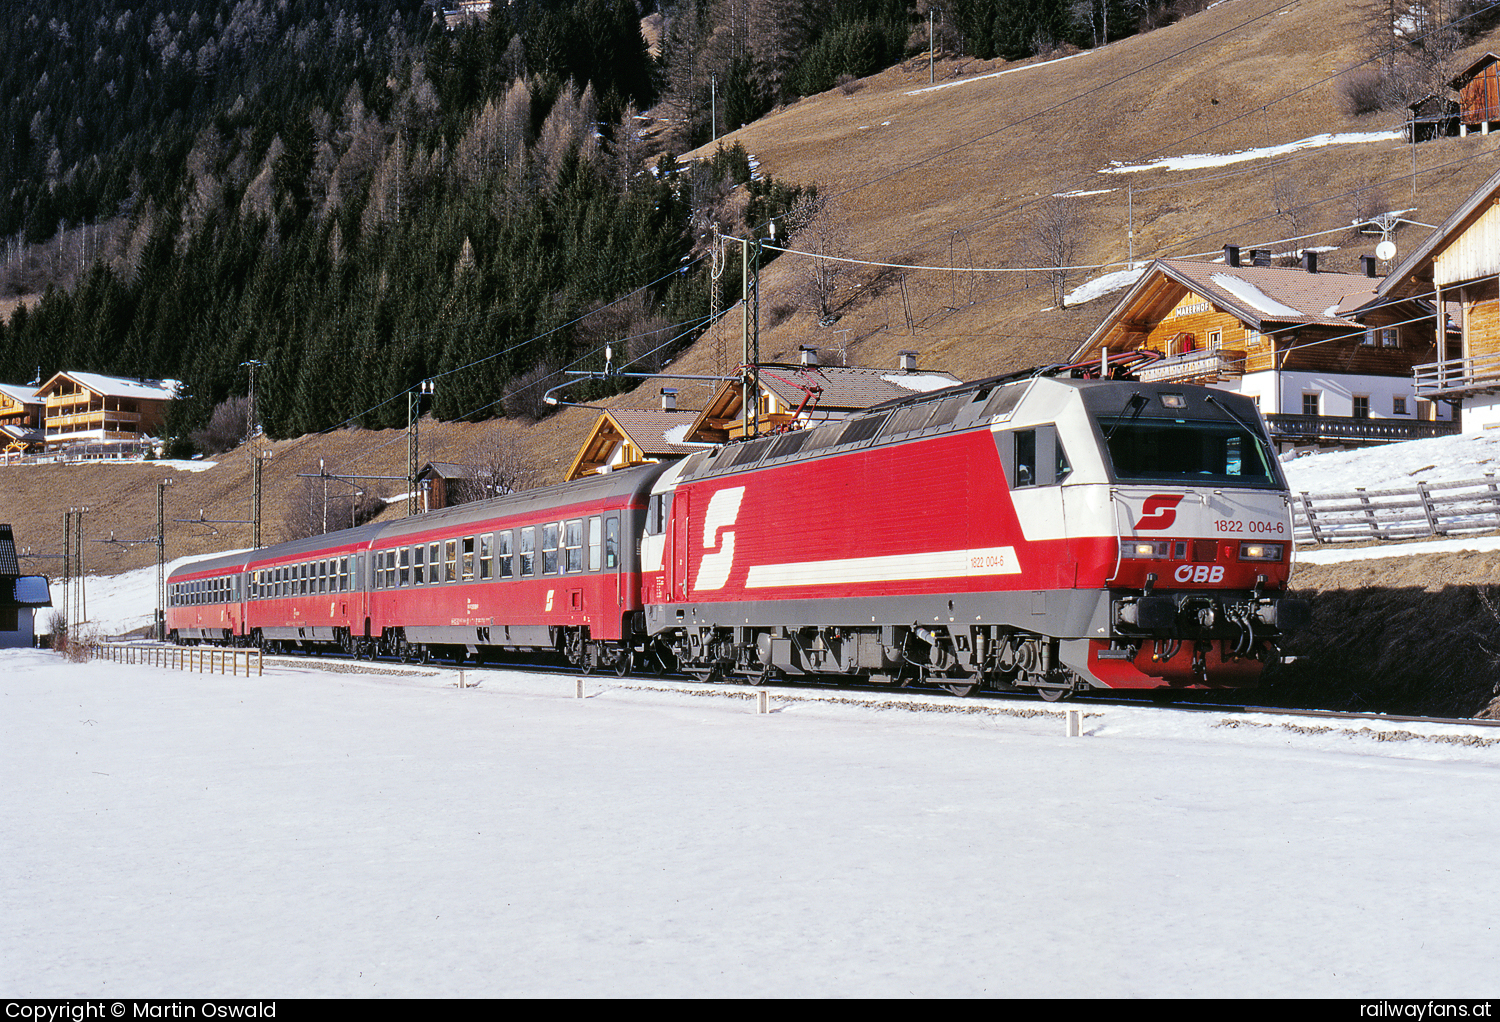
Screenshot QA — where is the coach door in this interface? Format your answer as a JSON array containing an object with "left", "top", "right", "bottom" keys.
[{"left": 671, "top": 490, "right": 690, "bottom": 602}]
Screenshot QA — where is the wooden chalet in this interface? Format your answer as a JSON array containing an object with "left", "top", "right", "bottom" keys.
[
  {"left": 0, "top": 383, "right": 45, "bottom": 454},
  {"left": 682, "top": 349, "right": 961, "bottom": 445},
  {"left": 1075, "top": 249, "right": 1454, "bottom": 449},
  {"left": 36, "top": 371, "right": 176, "bottom": 450},
  {"left": 0, "top": 524, "right": 52, "bottom": 648},
  {"left": 564, "top": 390, "right": 705, "bottom": 481},
  {"left": 1377, "top": 165, "right": 1500, "bottom": 432},
  {"left": 1452, "top": 53, "right": 1500, "bottom": 136}
]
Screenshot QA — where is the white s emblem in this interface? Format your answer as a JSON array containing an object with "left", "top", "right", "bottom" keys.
[{"left": 694, "top": 487, "right": 746, "bottom": 591}]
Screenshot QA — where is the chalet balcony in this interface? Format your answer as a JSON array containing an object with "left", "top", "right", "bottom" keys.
[
  {"left": 1264, "top": 413, "right": 1459, "bottom": 446},
  {"left": 1133, "top": 349, "right": 1245, "bottom": 384},
  {"left": 1412, "top": 353, "right": 1500, "bottom": 398}
]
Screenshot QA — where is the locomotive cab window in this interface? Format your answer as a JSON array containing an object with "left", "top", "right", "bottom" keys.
[
  {"left": 1098, "top": 415, "right": 1278, "bottom": 488},
  {"left": 1001, "top": 425, "right": 1070, "bottom": 488},
  {"left": 645, "top": 493, "right": 670, "bottom": 536}
]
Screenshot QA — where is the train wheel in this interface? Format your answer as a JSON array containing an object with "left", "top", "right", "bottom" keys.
[
  {"left": 581, "top": 643, "right": 597, "bottom": 675},
  {"left": 1036, "top": 685, "right": 1072, "bottom": 702},
  {"left": 614, "top": 648, "right": 632, "bottom": 677},
  {"left": 940, "top": 682, "right": 978, "bottom": 697}
]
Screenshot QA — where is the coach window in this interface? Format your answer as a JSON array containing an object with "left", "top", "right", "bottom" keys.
[
  {"left": 319, "top": 560, "right": 328, "bottom": 593},
  {"left": 413, "top": 545, "right": 425, "bottom": 585},
  {"left": 479, "top": 534, "right": 493, "bottom": 580},
  {"left": 463, "top": 536, "right": 476, "bottom": 580},
  {"left": 543, "top": 523, "right": 561, "bottom": 574},
  {"left": 520, "top": 527, "right": 535, "bottom": 576},
  {"left": 588, "top": 517, "right": 602, "bottom": 571},
  {"left": 388, "top": 549, "right": 399, "bottom": 588},
  {"left": 340, "top": 557, "right": 349, "bottom": 592},
  {"left": 605, "top": 516, "right": 619, "bottom": 569},
  {"left": 428, "top": 542, "right": 440, "bottom": 583},
  {"left": 399, "top": 547, "right": 410, "bottom": 586},
  {"left": 444, "top": 539, "right": 458, "bottom": 582},
  {"left": 499, "top": 530, "right": 514, "bottom": 578},
  {"left": 565, "top": 519, "right": 583, "bottom": 572}
]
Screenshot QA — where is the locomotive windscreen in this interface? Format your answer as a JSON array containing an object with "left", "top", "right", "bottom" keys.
[{"left": 1096, "top": 417, "right": 1280, "bottom": 488}]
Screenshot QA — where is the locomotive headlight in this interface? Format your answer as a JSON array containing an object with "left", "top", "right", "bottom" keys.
[
  {"left": 1239, "top": 542, "right": 1284, "bottom": 561},
  {"left": 1160, "top": 393, "right": 1188, "bottom": 409},
  {"left": 1123, "top": 540, "right": 1170, "bottom": 558}
]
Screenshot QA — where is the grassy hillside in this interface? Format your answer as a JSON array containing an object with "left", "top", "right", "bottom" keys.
[{"left": 7, "top": 0, "right": 1500, "bottom": 577}]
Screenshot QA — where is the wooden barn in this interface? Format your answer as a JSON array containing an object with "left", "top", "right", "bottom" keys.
[{"left": 1452, "top": 53, "right": 1500, "bottom": 136}]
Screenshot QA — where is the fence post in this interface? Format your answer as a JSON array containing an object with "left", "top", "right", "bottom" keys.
[
  {"left": 1300, "top": 492, "right": 1323, "bottom": 544},
  {"left": 1357, "top": 488, "right": 1381, "bottom": 539},
  {"left": 1417, "top": 480, "right": 1441, "bottom": 536}
]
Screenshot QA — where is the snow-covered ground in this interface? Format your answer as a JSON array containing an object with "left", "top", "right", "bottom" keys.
[
  {"left": 4, "top": 646, "right": 1498, "bottom": 997},
  {"left": 14, "top": 432, "right": 1500, "bottom": 995},
  {"left": 1100, "top": 130, "right": 1403, "bottom": 174}
]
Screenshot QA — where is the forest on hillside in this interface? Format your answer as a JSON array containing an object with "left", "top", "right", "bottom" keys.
[{"left": 1, "top": 0, "right": 1441, "bottom": 449}]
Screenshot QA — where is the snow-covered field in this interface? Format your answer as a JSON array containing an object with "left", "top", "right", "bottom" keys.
[
  {"left": 13, "top": 433, "right": 1500, "bottom": 995},
  {"left": 4, "top": 646, "right": 1499, "bottom": 997}
]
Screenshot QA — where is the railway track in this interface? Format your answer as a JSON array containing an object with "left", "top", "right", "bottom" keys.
[{"left": 97, "top": 639, "right": 1500, "bottom": 735}]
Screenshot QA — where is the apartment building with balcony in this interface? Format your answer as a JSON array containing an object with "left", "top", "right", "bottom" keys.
[
  {"left": 36, "top": 371, "right": 177, "bottom": 449},
  {"left": 1074, "top": 250, "right": 1454, "bottom": 450}
]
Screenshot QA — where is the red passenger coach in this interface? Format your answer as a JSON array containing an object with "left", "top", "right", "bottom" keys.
[{"left": 168, "top": 466, "right": 664, "bottom": 668}]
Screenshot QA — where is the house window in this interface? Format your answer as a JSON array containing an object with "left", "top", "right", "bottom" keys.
[
  {"left": 1208, "top": 330, "right": 1222, "bottom": 350},
  {"left": 1352, "top": 396, "right": 1370, "bottom": 420},
  {"left": 1382, "top": 327, "right": 1399, "bottom": 347},
  {"left": 1393, "top": 396, "right": 1408, "bottom": 415},
  {"left": 1302, "top": 393, "right": 1320, "bottom": 416},
  {"left": 1362, "top": 329, "right": 1378, "bottom": 346}
]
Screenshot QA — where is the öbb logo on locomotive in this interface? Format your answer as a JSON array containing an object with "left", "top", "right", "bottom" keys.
[{"left": 166, "top": 369, "right": 1309, "bottom": 700}]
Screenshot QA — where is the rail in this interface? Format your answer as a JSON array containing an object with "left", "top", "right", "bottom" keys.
[
  {"left": 88, "top": 642, "right": 263, "bottom": 676},
  {"left": 1264, "top": 413, "right": 1459, "bottom": 443},
  {"left": 1291, "top": 473, "right": 1500, "bottom": 544},
  {"left": 1412, "top": 352, "right": 1500, "bottom": 397}
]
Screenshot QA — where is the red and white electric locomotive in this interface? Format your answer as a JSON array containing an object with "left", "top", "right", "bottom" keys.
[
  {"left": 167, "top": 368, "right": 1308, "bottom": 698},
  {"left": 638, "top": 371, "right": 1306, "bottom": 697}
]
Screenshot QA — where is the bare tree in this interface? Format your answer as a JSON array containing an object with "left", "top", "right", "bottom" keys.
[
  {"left": 785, "top": 193, "right": 850, "bottom": 324},
  {"left": 1026, "top": 194, "right": 1091, "bottom": 309},
  {"left": 501, "top": 362, "right": 559, "bottom": 421},
  {"left": 447, "top": 432, "right": 541, "bottom": 505},
  {"left": 189, "top": 396, "right": 252, "bottom": 455}
]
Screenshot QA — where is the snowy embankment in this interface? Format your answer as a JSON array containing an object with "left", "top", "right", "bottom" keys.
[
  {"left": 1282, "top": 431, "right": 1500, "bottom": 564},
  {"left": 3, "top": 647, "right": 1498, "bottom": 997}
]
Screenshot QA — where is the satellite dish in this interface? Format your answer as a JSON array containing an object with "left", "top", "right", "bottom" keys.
[{"left": 1376, "top": 240, "right": 1397, "bottom": 261}]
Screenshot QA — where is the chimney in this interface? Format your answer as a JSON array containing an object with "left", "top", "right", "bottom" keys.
[
  {"left": 1301, "top": 251, "right": 1318, "bottom": 274},
  {"left": 799, "top": 345, "right": 820, "bottom": 367},
  {"left": 1361, "top": 255, "right": 1378, "bottom": 277},
  {"left": 1223, "top": 245, "right": 1241, "bottom": 268},
  {"left": 1251, "top": 249, "right": 1272, "bottom": 267},
  {"left": 660, "top": 387, "right": 677, "bottom": 412},
  {"left": 897, "top": 350, "right": 918, "bottom": 372}
]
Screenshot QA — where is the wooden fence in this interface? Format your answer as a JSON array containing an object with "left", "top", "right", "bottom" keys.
[
  {"left": 1293, "top": 473, "right": 1500, "bottom": 544},
  {"left": 89, "top": 642, "right": 263, "bottom": 676}
]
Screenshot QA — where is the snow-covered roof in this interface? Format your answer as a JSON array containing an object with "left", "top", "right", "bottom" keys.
[
  {"left": 0, "top": 383, "right": 41, "bottom": 406},
  {"left": 53, "top": 371, "right": 179, "bottom": 401}
]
